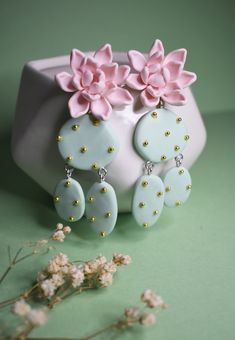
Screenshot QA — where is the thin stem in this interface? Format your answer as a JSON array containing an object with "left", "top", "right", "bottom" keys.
[
  {"left": 0, "top": 282, "right": 39, "bottom": 308},
  {"left": 0, "top": 247, "right": 23, "bottom": 285},
  {"left": 78, "top": 323, "right": 118, "bottom": 340}
]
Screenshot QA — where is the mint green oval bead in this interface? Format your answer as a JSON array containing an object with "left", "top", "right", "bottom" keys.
[
  {"left": 54, "top": 178, "right": 85, "bottom": 222},
  {"left": 85, "top": 181, "right": 118, "bottom": 235},
  {"left": 132, "top": 175, "right": 165, "bottom": 228},
  {"left": 163, "top": 166, "right": 192, "bottom": 207},
  {"left": 134, "top": 108, "right": 188, "bottom": 163}
]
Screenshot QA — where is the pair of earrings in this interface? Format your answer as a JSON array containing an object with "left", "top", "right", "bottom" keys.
[{"left": 53, "top": 39, "right": 197, "bottom": 236}]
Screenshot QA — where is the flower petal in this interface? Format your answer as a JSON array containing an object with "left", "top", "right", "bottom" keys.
[
  {"left": 126, "top": 74, "right": 146, "bottom": 90},
  {"left": 94, "top": 44, "right": 112, "bottom": 65},
  {"left": 68, "top": 92, "right": 90, "bottom": 117},
  {"left": 81, "top": 91, "right": 100, "bottom": 102},
  {"left": 115, "top": 65, "right": 130, "bottom": 85},
  {"left": 56, "top": 72, "right": 76, "bottom": 92},
  {"left": 140, "top": 88, "right": 160, "bottom": 107},
  {"left": 81, "top": 70, "right": 93, "bottom": 87},
  {"left": 81, "top": 57, "right": 98, "bottom": 73},
  {"left": 177, "top": 70, "right": 197, "bottom": 88},
  {"left": 163, "top": 62, "right": 183, "bottom": 81},
  {"left": 148, "top": 73, "right": 165, "bottom": 88},
  {"left": 147, "top": 51, "right": 164, "bottom": 67},
  {"left": 164, "top": 81, "right": 181, "bottom": 94},
  {"left": 89, "top": 81, "right": 105, "bottom": 94},
  {"left": 70, "top": 49, "right": 85, "bottom": 74},
  {"left": 164, "top": 48, "right": 187, "bottom": 65},
  {"left": 128, "top": 50, "right": 146, "bottom": 72},
  {"left": 100, "top": 63, "right": 118, "bottom": 81},
  {"left": 72, "top": 74, "right": 83, "bottom": 90},
  {"left": 148, "top": 39, "right": 164, "bottom": 57},
  {"left": 106, "top": 87, "right": 133, "bottom": 106},
  {"left": 162, "top": 90, "right": 186, "bottom": 105},
  {"left": 140, "top": 66, "right": 149, "bottom": 84},
  {"left": 91, "top": 97, "right": 112, "bottom": 120}
]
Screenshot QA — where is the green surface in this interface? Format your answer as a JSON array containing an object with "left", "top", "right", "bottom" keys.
[{"left": 1, "top": 1, "right": 235, "bottom": 339}]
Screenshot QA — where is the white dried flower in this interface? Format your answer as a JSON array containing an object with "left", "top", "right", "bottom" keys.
[
  {"left": 13, "top": 299, "right": 31, "bottom": 316},
  {"left": 51, "top": 230, "right": 65, "bottom": 242},
  {"left": 40, "top": 279, "right": 56, "bottom": 297},
  {"left": 26, "top": 307, "right": 48, "bottom": 326},
  {"left": 139, "top": 313, "right": 156, "bottom": 326},
  {"left": 96, "top": 255, "right": 107, "bottom": 267},
  {"left": 70, "top": 265, "right": 84, "bottom": 288},
  {"left": 125, "top": 306, "right": 140, "bottom": 319},
  {"left": 141, "top": 289, "right": 165, "bottom": 308},
  {"left": 56, "top": 223, "right": 64, "bottom": 230},
  {"left": 37, "top": 271, "right": 48, "bottom": 282},
  {"left": 36, "top": 239, "right": 48, "bottom": 246},
  {"left": 60, "top": 265, "right": 70, "bottom": 275},
  {"left": 98, "top": 272, "right": 113, "bottom": 287},
  {"left": 63, "top": 226, "right": 71, "bottom": 234},
  {"left": 47, "top": 260, "right": 60, "bottom": 274},
  {"left": 54, "top": 253, "right": 69, "bottom": 266},
  {"left": 84, "top": 260, "right": 99, "bottom": 274},
  {"left": 112, "top": 254, "right": 132, "bottom": 266},
  {"left": 51, "top": 273, "right": 65, "bottom": 287},
  {"left": 103, "top": 261, "right": 117, "bottom": 274}
]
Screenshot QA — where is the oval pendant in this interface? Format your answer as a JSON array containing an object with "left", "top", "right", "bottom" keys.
[
  {"left": 54, "top": 178, "right": 85, "bottom": 222},
  {"left": 163, "top": 166, "right": 192, "bottom": 207},
  {"left": 134, "top": 108, "right": 189, "bottom": 163},
  {"left": 132, "top": 175, "right": 165, "bottom": 228},
  {"left": 57, "top": 114, "right": 119, "bottom": 171},
  {"left": 85, "top": 181, "right": 118, "bottom": 236}
]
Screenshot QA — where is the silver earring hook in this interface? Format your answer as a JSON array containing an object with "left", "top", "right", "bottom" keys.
[
  {"left": 98, "top": 167, "right": 107, "bottom": 182},
  {"left": 175, "top": 153, "right": 183, "bottom": 167},
  {"left": 65, "top": 164, "right": 74, "bottom": 179},
  {"left": 144, "top": 161, "right": 154, "bottom": 175}
]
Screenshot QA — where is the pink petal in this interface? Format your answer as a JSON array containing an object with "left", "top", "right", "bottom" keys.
[
  {"left": 148, "top": 39, "right": 164, "bottom": 57},
  {"left": 147, "top": 51, "right": 164, "bottom": 66},
  {"left": 126, "top": 74, "right": 146, "bottom": 90},
  {"left": 148, "top": 63, "right": 161, "bottom": 73},
  {"left": 177, "top": 71, "right": 197, "bottom": 88},
  {"left": 163, "top": 62, "right": 183, "bottom": 81},
  {"left": 94, "top": 69, "right": 105, "bottom": 83},
  {"left": 81, "top": 70, "right": 93, "bottom": 87},
  {"left": 100, "top": 63, "right": 118, "bottom": 81},
  {"left": 68, "top": 92, "right": 90, "bottom": 117},
  {"left": 89, "top": 81, "right": 105, "bottom": 94},
  {"left": 56, "top": 72, "right": 76, "bottom": 92},
  {"left": 72, "top": 74, "right": 83, "bottom": 90},
  {"left": 148, "top": 73, "right": 165, "bottom": 88},
  {"left": 106, "top": 87, "right": 133, "bottom": 106},
  {"left": 94, "top": 44, "right": 112, "bottom": 65},
  {"left": 164, "top": 48, "right": 187, "bottom": 65},
  {"left": 70, "top": 49, "right": 85, "bottom": 74},
  {"left": 91, "top": 97, "right": 112, "bottom": 120},
  {"left": 164, "top": 81, "right": 181, "bottom": 94},
  {"left": 115, "top": 65, "right": 130, "bottom": 85},
  {"left": 140, "top": 88, "right": 160, "bottom": 107},
  {"left": 162, "top": 90, "right": 186, "bottom": 106},
  {"left": 128, "top": 50, "right": 146, "bottom": 72},
  {"left": 146, "top": 85, "right": 160, "bottom": 98},
  {"left": 140, "top": 66, "right": 149, "bottom": 84},
  {"left": 81, "top": 57, "right": 98, "bottom": 73},
  {"left": 81, "top": 91, "right": 100, "bottom": 102}
]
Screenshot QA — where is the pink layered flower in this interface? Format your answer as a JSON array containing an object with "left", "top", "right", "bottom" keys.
[
  {"left": 126, "top": 39, "right": 197, "bottom": 107},
  {"left": 56, "top": 44, "right": 133, "bottom": 120}
]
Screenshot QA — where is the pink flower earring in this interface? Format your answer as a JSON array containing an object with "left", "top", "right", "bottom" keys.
[
  {"left": 54, "top": 44, "right": 133, "bottom": 236},
  {"left": 127, "top": 39, "right": 197, "bottom": 228}
]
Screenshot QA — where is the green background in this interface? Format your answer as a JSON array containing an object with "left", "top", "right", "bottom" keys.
[{"left": 0, "top": 0, "right": 235, "bottom": 339}]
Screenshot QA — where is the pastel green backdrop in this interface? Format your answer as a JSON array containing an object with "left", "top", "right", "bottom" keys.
[{"left": 0, "top": 0, "right": 235, "bottom": 339}]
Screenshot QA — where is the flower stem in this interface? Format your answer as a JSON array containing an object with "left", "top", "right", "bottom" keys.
[{"left": 0, "top": 282, "right": 39, "bottom": 308}]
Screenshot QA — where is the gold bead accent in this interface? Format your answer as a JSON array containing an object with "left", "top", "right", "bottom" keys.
[
  {"left": 100, "top": 231, "right": 107, "bottom": 237},
  {"left": 143, "top": 140, "right": 149, "bottom": 147},
  {"left": 80, "top": 146, "right": 88, "bottom": 153},
  {"left": 56, "top": 135, "right": 63, "bottom": 142},
  {"left": 72, "top": 124, "right": 80, "bottom": 131},
  {"left": 64, "top": 180, "right": 71, "bottom": 188},
  {"left": 90, "top": 216, "right": 96, "bottom": 223},
  {"left": 174, "top": 145, "right": 180, "bottom": 151},
  {"left": 92, "top": 119, "right": 101, "bottom": 126},
  {"left": 68, "top": 216, "right": 75, "bottom": 222},
  {"left": 91, "top": 162, "right": 99, "bottom": 170},
  {"left": 151, "top": 111, "right": 158, "bottom": 118},
  {"left": 139, "top": 202, "right": 145, "bottom": 208},
  {"left": 88, "top": 196, "right": 94, "bottom": 203},
  {"left": 73, "top": 200, "right": 80, "bottom": 206},
  {"left": 165, "top": 130, "right": 171, "bottom": 137},
  {"left": 100, "top": 187, "right": 108, "bottom": 193},
  {"left": 165, "top": 186, "right": 171, "bottom": 192},
  {"left": 161, "top": 155, "right": 167, "bottom": 161},
  {"left": 176, "top": 117, "right": 182, "bottom": 123},
  {"left": 157, "top": 191, "right": 163, "bottom": 197},
  {"left": 54, "top": 196, "right": 60, "bottom": 203},
  {"left": 184, "top": 135, "right": 190, "bottom": 141},
  {"left": 178, "top": 169, "right": 184, "bottom": 175},
  {"left": 153, "top": 210, "right": 159, "bottom": 215},
  {"left": 175, "top": 200, "right": 182, "bottom": 207},
  {"left": 142, "top": 181, "right": 149, "bottom": 187},
  {"left": 66, "top": 155, "right": 73, "bottom": 162},
  {"left": 105, "top": 212, "right": 112, "bottom": 218},
  {"left": 143, "top": 222, "right": 149, "bottom": 228},
  {"left": 186, "top": 184, "right": 192, "bottom": 190},
  {"left": 108, "top": 146, "right": 115, "bottom": 153}
]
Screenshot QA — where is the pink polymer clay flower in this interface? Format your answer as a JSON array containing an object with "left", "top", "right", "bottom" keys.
[
  {"left": 56, "top": 44, "right": 133, "bottom": 120},
  {"left": 126, "top": 39, "right": 197, "bottom": 107}
]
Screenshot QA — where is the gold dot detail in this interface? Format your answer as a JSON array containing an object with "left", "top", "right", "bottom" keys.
[
  {"left": 142, "top": 181, "right": 149, "bottom": 187},
  {"left": 68, "top": 216, "right": 75, "bottom": 222},
  {"left": 165, "top": 130, "right": 171, "bottom": 137},
  {"left": 100, "top": 187, "right": 108, "bottom": 193},
  {"left": 176, "top": 117, "right": 182, "bottom": 123},
  {"left": 100, "top": 231, "right": 107, "bottom": 237},
  {"left": 178, "top": 169, "right": 184, "bottom": 175},
  {"left": 54, "top": 196, "right": 60, "bottom": 203},
  {"left": 91, "top": 162, "right": 99, "bottom": 170},
  {"left": 108, "top": 146, "right": 115, "bottom": 153},
  {"left": 105, "top": 212, "right": 112, "bottom": 218},
  {"left": 174, "top": 145, "right": 180, "bottom": 152},
  {"left": 56, "top": 135, "right": 63, "bottom": 142},
  {"left": 80, "top": 146, "right": 88, "bottom": 153},
  {"left": 65, "top": 180, "right": 71, "bottom": 188},
  {"left": 73, "top": 200, "right": 80, "bottom": 206},
  {"left": 72, "top": 124, "right": 80, "bottom": 131},
  {"left": 90, "top": 216, "right": 96, "bottom": 223},
  {"left": 161, "top": 155, "right": 167, "bottom": 161},
  {"left": 184, "top": 135, "right": 190, "bottom": 141},
  {"left": 143, "top": 140, "right": 149, "bottom": 147},
  {"left": 175, "top": 200, "right": 182, "bottom": 207},
  {"left": 186, "top": 184, "right": 192, "bottom": 190},
  {"left": 157, "top": 191, "right": 163, "bottom": 197},
  {"left": 139, "top": 202, "right": 145, "bottom": 208},
  {"left": 153, "top": 210, "right": 159, "bottom": 215},
  {"left": 151, "top": 111, "right": 158, "bottom": 118},
  {"left": 88, "top": 196, "right": 94, "bottom": 203},
  {"left": 66, "top": 155, "right": 73, "bottom": 162},
  {"left": 143, "top": 222, "right": 149, "bottom": 228},
  {"left": 165, "top": 186, "right": 171, "bottom": 192}
]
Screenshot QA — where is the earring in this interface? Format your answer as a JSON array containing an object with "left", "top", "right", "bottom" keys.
[
  {"left": 127, "top": 38, "right": 197, "bottom": 228},
  {"left": 54, "top": 43, "right": 133, "bottom": 236}
]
